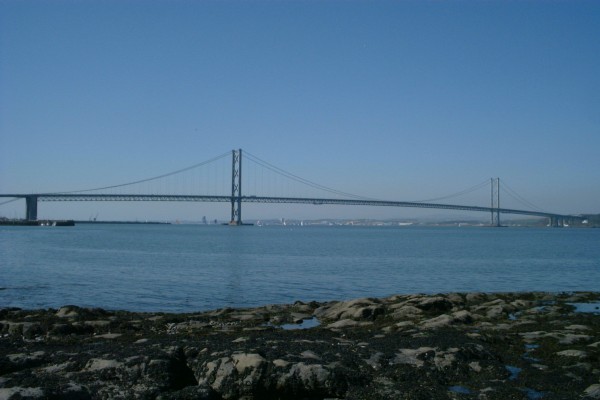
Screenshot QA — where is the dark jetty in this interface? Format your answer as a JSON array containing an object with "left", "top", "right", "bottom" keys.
[
  {"left": 0, "top": 220, "right": 74, "bottom": 226},
  {"left": 1, "top": 292, "right": 599, "bottom": 399}
]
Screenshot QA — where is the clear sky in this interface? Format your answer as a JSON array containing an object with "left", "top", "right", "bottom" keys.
[{"left": 1, "top": 0, "right": 599, "bottom": 221}]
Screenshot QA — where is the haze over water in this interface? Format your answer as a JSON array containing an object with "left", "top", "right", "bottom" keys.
[{"left": 1, "top": 224, "right": 599, "bottom": 313}]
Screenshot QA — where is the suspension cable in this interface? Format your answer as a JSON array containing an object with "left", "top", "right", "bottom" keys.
[
  {"left": 245, "top": 151, "right": 495, "bottom": 204},
  {"left": 0, "top": 197, "right": 21, "bottom": 206},
  {"left": 53, "top": 151, "right": 232, "bottom": 194},
  {"left": 244, "top": 151, "right": 377, "bottom": 200},
  {"left": 411, "top": 179, "right": 490, "bottom": 203},
  {"left": 500, "top": 180, "right": 546, "bottom": 212}
]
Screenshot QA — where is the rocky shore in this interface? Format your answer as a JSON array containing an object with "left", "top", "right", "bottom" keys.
[{"left": 1, "top": 292, "right": 599, "bottom": 399}]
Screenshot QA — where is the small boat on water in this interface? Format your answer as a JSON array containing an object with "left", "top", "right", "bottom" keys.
[{"left": 38, "top": 220, "right": 75, "bottom": 227}]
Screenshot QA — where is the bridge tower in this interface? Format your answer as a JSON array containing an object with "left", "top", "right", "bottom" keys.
[
  {"left": 229, "top": 149, "right": 243, "bottom": 225},
  {"left": 491, "top": 178, "right": 500, "bottom": 227},
  {"left": 26, "top": 195, "right": 38, "bottom": 221}
]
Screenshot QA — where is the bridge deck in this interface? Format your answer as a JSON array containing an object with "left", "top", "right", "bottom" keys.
[{"left": 0, "top": 193, "right": 583, "bottom": 220}]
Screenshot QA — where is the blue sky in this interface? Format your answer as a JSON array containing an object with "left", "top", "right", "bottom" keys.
[{"left": 1, "top": 1, "right": 599, "bottom": 221}]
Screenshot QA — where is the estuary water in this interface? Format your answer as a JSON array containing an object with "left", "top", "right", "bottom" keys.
[{"left": 1, "top": 224, "right": 599, "bottom": 312}]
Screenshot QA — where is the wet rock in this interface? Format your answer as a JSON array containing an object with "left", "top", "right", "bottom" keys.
[
  {"left": 326, "top": 319, "right": 372, "bottom": 329},
  {"left": 0, "top": 387, "right": 44, "bottom": 399},
  {"left": 84, "top": 358, "right": 123, "bottom": 371},
  {"left": 510, "top": 299, "right": 533, "bottom": 309},
  {"left": 276, "top": 362, "right": 343, "bottom": 398},
  {"left": 56, "top": 306, "right": 80, "bottom": 319},
  {"left": 469, "top": 361, "right": 482, "bottom": 372},
  {"left": 196, "top": 355, "right": 262, "bottom": 399},
  {"left": 290, "top": 313, "right": 311, "bottom": 323},
  {"left": 3, "top": 351, "right": 47, "bottom": 375},
  {"left": 21, "top": 322, "right": 43, "bottom": 339},
  {"left": 393, "top": 347, "right": 436, "bottom": 367},
  {"left": 421, "top": 310, "right": 473, "bottom": 329},
  {"left": 365, "top": 352, "right": 384, "bottom": 370},
  {"left": 584, "top": 384, "right": 600, "bottom": 399},
  {"left": 49, "top": 322, "right": 93, "bottom": 336},
  {"left": 144, "top": 350, "right": 198, "bottom": 392},
  {"left": 389, "top": 305, "right": 422, "bottom": 320},
  {"left": 313, "top": 298, "right": 383, "bottom": 321},
  {"left": 559, "top": 333, "right": 592, "bottom": 344},
  {"left": 167, "top": 320, "right": 210, "bottom": 334},
  {"left": 520, "top": 331, "right": 547, "bottom": 340},
  {"left": 1, "top": 292, "right": 599, "bottom": 399},
  {"left": 272, "top": 359, "right": 290, "bottom": 369},
  {"left": 300, "top": 350, "right": 321, "bottom": 360},
  {"left": 465, "top": 292, "right": 487, "bottom": 303},
  {"left": 485, "top": 304, "right": 506, "bottom": 319},
  {"left": 556, "top": 349, "right": 588, "bottom": 358},
  {"left": 414, "top": 296, "right": 454, "bottom": 313},
  {"left": 231, "top": 352, "right": 266, "bottom": 374},
  {"left": 446, "top": 293, "right": 465, "bottom": 305},
  {"left": 566, "top": 324, "right": 591, "bottom": 331}
]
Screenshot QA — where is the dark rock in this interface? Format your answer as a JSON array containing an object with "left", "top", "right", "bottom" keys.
[
  {"left": 1, "top": 292, "right": 599, "bottom": 399},
  {"left": 414, "top": 296, "right": 454, "bottom": 313}
]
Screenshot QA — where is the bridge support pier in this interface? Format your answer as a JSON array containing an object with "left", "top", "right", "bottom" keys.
[
  {"left": 491, "top": 178, "right": 501, "bottom": 227},
  {"left": 229, "top": 149, "right": 243, "bottom": 225},
  {"left": 549, "top": 216, "right": 565, "bottom": 227},
  {"left": 26, "top": 195, "right": 38, "bottom": 221}
]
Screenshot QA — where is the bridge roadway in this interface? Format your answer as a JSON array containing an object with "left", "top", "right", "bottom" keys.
[{"left": 0, "top": 193, "right": 584, "bottom": 223}]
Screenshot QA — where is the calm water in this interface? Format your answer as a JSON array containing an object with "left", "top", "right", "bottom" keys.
[{"left": 1, "top": 224, "right": 599, "bottom": 312}]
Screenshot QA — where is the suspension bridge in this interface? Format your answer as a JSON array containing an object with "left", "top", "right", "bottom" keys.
[{"left": 0, "top": 149, "right": 586, "bottom": 227}]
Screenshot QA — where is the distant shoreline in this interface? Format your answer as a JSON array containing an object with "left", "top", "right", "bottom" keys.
[
  {"left": 2, "top": 217, "right": 598, "bottom": 227},
  {"left": 74, "top": 220, "right": 170, "bottom": 225},
  {"left": 0, "top": 219, "right": 170, "bottom": 226}
]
